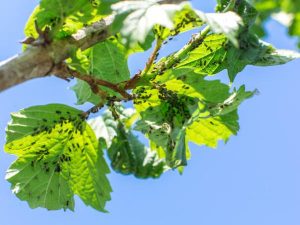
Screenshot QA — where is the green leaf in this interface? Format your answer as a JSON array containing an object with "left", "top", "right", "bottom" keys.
[
  {"left": 186, "top": 86, "right": 254, "bottom": 148},
  {"left": 154, "top": 4, "right": 203, "bottom": 40},
  {"left": 211, "top": 0, "right": 261, "bottom": 81},
  {"left": 206, "top": 85, "right": 256, "bottom": 117},
  {"left": 175, "top": 34, "right": 228, "bottom": 75},
  {"left": 250, "top": 0, "right": 300, "bottom": 48},
  {"left": 71, "top": 80, "right": 101, "bottom": 105},
  {"left": 67, "top": 48, "right": 91, "bottom": 74},
  {"left": 196, "top": 11, "right": 243, "bottom": 47},
  {"left": 88, "top": 105, "right": 166, "bottom": 178},
  {"left": 108, "top": 123, "right": 166, "bottom": 179},
  {"left": 225, "top": 33, "right": 267, "bottom": 81},
  {"left": 24, "top": 6, "right": 40, "bottom": 39},
  {"left": 134, "top": 104, "right": 194, "bottom": 169},
  {"left": 216, "top": 0, "right": 258, "bottom": 26},
  {"left": 90, "top": 39, "right": 130, "bottom": 83},
  {"left": 187, "top": 111, "right": 239, "bottom": 148},
  {"left": 224, "top": 35, "right": 300, "bottom": 81},
  {"left": 88, "top": 105, "right": 136, "bottom": 148},
  {"left": 251, "top": 42, "right": 300, "bottom": 66},
  {"left": 111, "top": 0, "right": 188, "bottom": 47},
  {"left": 133, "top": 77, "right": 200, "bottom": 168},
  {"left": 154, "top": 68, "right": 231, "bottom": 103},
  {"left": 250, "top": 0, "right": 279, "bottom": 11},
  {"left": 88, "top": 116, "right": 117, "bottom": 149},
  {"left": 134, "top": 68, "right": 254, "bottom": 159},
  {"left": 24, "top": 0, "right": 113, "bottom": 39},
  {"left": 134, "top": 68, "right": 232, "bottom": 168},
  {"left": 5, "top": 104, "right": 112, "bottom": 212},
  {"left": 232, "top": 0, "right": 258, "bottom": 26},
  {"left": 71, "top": 37, "right": 130, "bottom": 105},
  {"left": 289, "top": 12, "right": 300, "bottom": 36}
]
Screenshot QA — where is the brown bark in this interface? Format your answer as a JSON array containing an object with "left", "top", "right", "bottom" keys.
[
  {"left": 0, "top": 0, "right": 189, "bottom": 92},
  {"left": 0, "top": 16, "right": 113, "bottom": 92}
]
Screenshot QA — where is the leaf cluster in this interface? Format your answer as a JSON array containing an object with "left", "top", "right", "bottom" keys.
[
  {"left": 4, "top": 0, "right": 299, "bottom": 213},
  {"left": 249, "top": 0, "right": 300, "bottom": 48}
]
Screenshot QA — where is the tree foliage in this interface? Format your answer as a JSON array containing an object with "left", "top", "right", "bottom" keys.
[
  {"left": 250, "top": 0, "right": 300, "bottom": 48},
  {"left": 2, "top": 0, "right": 300, "bottom": 212}
]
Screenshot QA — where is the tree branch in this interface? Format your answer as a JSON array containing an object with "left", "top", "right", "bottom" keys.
[
  {"left": 0, "top": 0, "right": 189, "bottom": 92},
  {"left": 0, "top": 16, "right": 114, "bottom": 92}
]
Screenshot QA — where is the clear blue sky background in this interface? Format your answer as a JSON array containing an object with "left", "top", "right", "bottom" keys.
[{"left": 1, "top": 1, "right": 300, "bottom": 225}]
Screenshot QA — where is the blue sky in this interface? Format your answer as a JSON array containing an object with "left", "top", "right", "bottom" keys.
[{"left": 1, "top": 1, "right": 300, "bottom": 225}]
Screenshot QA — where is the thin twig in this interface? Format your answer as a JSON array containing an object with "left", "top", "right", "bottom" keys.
[
  {"left": 82, "top": 102, "right": 105, "bottom": 119},
  {"left": 67, "top": 68, "right": 132, "bottom": 99},
  {"left": 124, "top": 0, "right": 237, "bottom": 90},
  {"left": 124, "top": 70, "right": 141, "bottom": 90},
  {"left": 124, "top": 39, "right": 163, "bottom": 90},
  {"left": 144, "top": 39, "right": 163, "bottom": 74}
]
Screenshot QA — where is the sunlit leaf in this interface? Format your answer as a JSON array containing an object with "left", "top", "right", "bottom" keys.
[
  {"left": 155, "top": 4, "right": 203, "bottom": 40},
  {"left": 5, "top": 104, "right": 112, "bottom": 212},
  {"left": 175, "top": 34, "right": 227, "bottom": 75},
  {"left": 196, "top": 11, "right": 243, "bottom": 47},
  {"left": 187, "top": 111, "right": 239, "bottom": 148},
  {"left": 111, "top": 0, "right": 188, "bottom": 46},
  {"left": 134, "top": 68, "right": 254, "bottom": 157},
  {"left": 24, "top": 0, "right": 114, "bottom": 39}
]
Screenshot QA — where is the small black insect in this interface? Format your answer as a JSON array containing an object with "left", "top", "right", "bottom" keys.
[{"left": 55, "top": 164, "right": 61, "bottom": 173}]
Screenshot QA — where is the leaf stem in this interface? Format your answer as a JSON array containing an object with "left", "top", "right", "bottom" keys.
[
  {"left": 123, "top": 0, "right": 236, "bottom": 90},
  {"left": 69, "top": 69, "right": 132, "bottom": 100},
  {"left": 82, "top": 102, "right": 104, "bottom": 119},
  {"left": 53, "top": 63, "right": 132, "bottom": 100},
  {"left": 135, "top": 26, "right": 211, "bottom": 85},
  {"left": 144, "top": 39, "right": 164, "bottom": 74},
  {"left": 124, "top": 39, "right": 163, "bottom": 90},
  {"left": 124, "top": 27, "right": 211, "bottom": 90}
]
